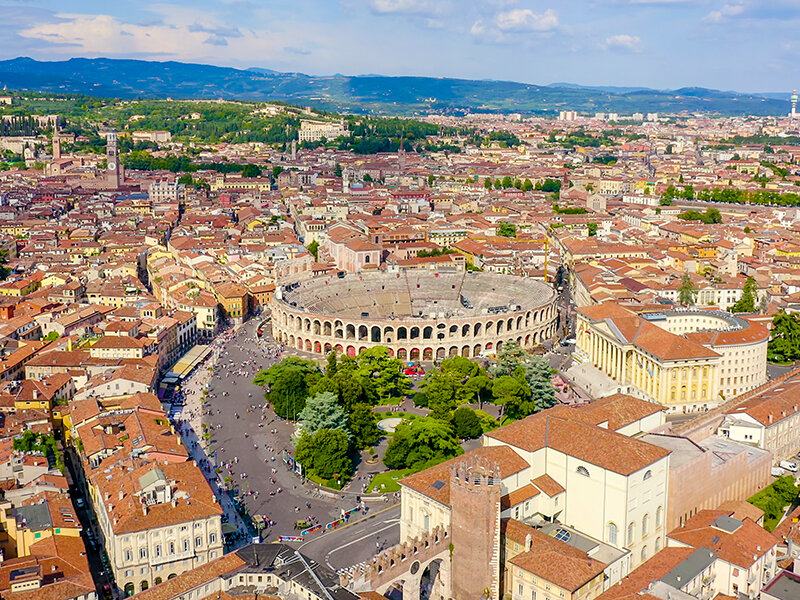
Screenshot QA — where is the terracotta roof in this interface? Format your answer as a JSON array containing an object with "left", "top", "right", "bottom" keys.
[{"left": 531, "top": 474, "right": 565, "bottom": 497}]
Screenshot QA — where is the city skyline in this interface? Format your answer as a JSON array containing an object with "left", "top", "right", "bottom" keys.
[{"left": 0, "top": 0, "right": 797, "bottom": 93}]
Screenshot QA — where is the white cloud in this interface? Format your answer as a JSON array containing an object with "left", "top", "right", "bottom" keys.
[
  {"left": 368, "top": 0, "right": 436, "bottom": 14},
  {"left": 601, "top": 34, "right": 643, "bottom": 52},
  {"left": 495, "top": 8, "right": 559, "bottom": 32},
  {"left": 703, "top": 2, "right": 745, "bottom": 22}
]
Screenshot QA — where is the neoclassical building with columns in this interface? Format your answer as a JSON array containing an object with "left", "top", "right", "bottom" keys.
[
  {"left": 575, "top": 303, "right": 768, "bottom": 412},
  {"left": 270, "top": 270, "right": 559, "bottom": 360}
]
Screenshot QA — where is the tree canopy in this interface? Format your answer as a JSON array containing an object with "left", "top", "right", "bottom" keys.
[
  {"left": 295, "top": 429, "right": 352, "bottom": 481},
  {"left": 253, "top": 357, "right": 322, "bottom": 419},
  {"left": 298, "top": 391, "right": 349, "bottom": 437},
  {"left": 383, "top": 418, "right": 463, "bottom": 471}
]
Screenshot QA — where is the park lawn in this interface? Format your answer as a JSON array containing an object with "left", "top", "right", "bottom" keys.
[
  {"left": 306, "top": 473, "right": 348, "bottom": 490},
  {"left": 374, "top": 411, "right": 418, "bottom": 422},
  {"left": 748, "top": 475, "right": 799, "bottom": 531},
  {"left": 368, "top": 469, "right": 413, "bottom": 493}
]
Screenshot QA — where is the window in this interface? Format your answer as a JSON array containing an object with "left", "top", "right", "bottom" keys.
[
  {"left": 519, "top": 584, "right": 524, "bottom": 595},
  {"left": 155, "top": 545, "right": 161, "bottom": 557},
  {"left": 183, "top": 539, "right": 189, "bottom": 552},
  {"left": 641, "top": 546, "right": 648, "bottom": 562},
  {"left": 608, "top": 523, "right": 618, "bottom": 546},
  {"left": 169, "top": 542, "right": 175, "bottom": 555},
  {"left": 642, "top": 514, "right": 649, "bottom": 537},
  {"left": 655, "top": 538, "right": 662, "bottom": 552},
  {"left": 195, "top": 537, "right": 202, "bottom": 548},
  {"left": 627, "top": 522, "right": 635, "bottom": 546},
  {"left": 643, "top": 469, "right": 652, "bottom": 481},
  {"left": 125, "top": 549, "right": 133, "bottom": 562},
  {"left": 209, "top": 533, "right": 217, "bottom": 544},
  {"left": 577, "top": 466, "right": 590, "bottom": 477},
  {"left": 139, "top": 548, "right": 147, "bottom": 559},
  {"left": 656, "top": 506, "right": 663, "bottom": 526}
]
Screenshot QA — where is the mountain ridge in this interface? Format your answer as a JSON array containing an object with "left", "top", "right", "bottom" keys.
[{"left": 0, "top": 56, "right": 790, "bottom": 117}]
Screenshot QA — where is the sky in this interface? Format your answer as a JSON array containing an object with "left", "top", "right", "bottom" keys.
[{"left": 0, "top": 0, "right": 797, "bottom": 93}]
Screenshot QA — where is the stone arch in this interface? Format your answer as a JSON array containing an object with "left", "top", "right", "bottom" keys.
[
  {"left": 141, "top": 581, "right": 149, "bottom": 592},
  {"left": 449, "top": 325, "right": 458, "bottom": 338},
  {"left": 384, "top": 579, "right": 405, "bottom": 600},
  {"left": 419, "top": 558, "right": 446, "bottom": 600},
  {"left": 359, "top": 346, "right": 367, "bottom": 355},
  {"left": 517, "top": 315, "right": 523, "bottom": 329},
  {"left": 304, "top": 318, "right": 311, "bottom": 332},
  {"left": 313, "top": 320, "right": 321, "bottom": 335},
  {"left": 436, "top": 347, "right": 447, "bottom": 360},
  {"left": 449, "top": 346, "right": 459, "bottom": 357},
  {"left": 410, "top": 348, "right": 420, "bottom": 361},
  {"left": 462, "top": 324, "right": 470, "bottom": 337},
  {"left": 461, "top": 345, "right": 470, "bottom": 358},
  {"left": 154, "top": 577, "right": 162, "bottom": 585},
  {"left": 324, "top": 343, "right": 332, "bottom": 353},
  {"left": 323, "top": 321, "right": 332, "bottom": 336},
  {"left": 496, "top": 320, "right": 504, "bottom": 334},
  {"left": 167, "top": 574, "right": 177, "bottom": 580},
  {"left": 473, "top": 344, "right": 482, "bottom": 356},
  {"left": 507, "top": 317, "right": 514, "bottom": 331},
  {"left": 358, "top": 324, "right": 368, "bottom": 341},
  {"left": 314, "top": 341, "right": 321, "bottom": 353},
  {"left": 525, "top": 334, "right": 531, "bottom": 346},
  {"left": 384, "top": 326, "right": 395, "bottom": 343},
  {"left": 305, "top": 339, "right": 312, "bottom": 352},
  {"left": 423, "top": 347, "right": 433, "bottom": 361},
  {"left": 496, "top": 341, "right": 503, "bottom": 353},
  {"left": 410, "top": 326, "right": 420, "bottom": 340},
  {"left": 371, "top": 326, "right": 382, "bottom": 343},
  {"left": 347, "top": 345, "right": 356, "bottom": 358},
  {"left": 398, "top": 326, "right": 408, "bottom": 340},
  {"left": 289, "top": 335, "right": 295, "bottom": 347},
  {"left": 485, "top": 321, "right": 494, "bottom": 335},
  {"left": 124, "top": 583, "right": 135, "bottom": 597},
  {"left": 398, "top": 348, "right": 408, "bottom": 360},
  {"left": 525, "top": 311, "right": 531, "bottom": 327},
  {"left": 485, "top": 342, "right": 493, "bottom": 351},
  {"left": 346, "top": 324, "right": 356, "bottom": 340},
  {"left": 423, "top": 326, "right": 433, "bottom": 340},
  {"left": 334, "top": 344, "right": 343, "bottom": 353}
]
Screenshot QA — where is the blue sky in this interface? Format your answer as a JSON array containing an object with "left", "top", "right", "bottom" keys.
[{"left": 0, "top": 0, "right": 797, "bottom": 93}]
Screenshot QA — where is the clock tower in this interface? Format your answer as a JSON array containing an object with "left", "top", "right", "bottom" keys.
[{"left": 106, "top": 131, "right": 121, "bottom": 189}]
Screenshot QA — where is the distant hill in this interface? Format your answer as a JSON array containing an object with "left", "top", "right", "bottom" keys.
[{"left": 0, "top": 56, "right": 790, "bottom": 116}]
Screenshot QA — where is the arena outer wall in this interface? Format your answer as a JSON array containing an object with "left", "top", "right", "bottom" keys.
[{"left": 269, "top": 272, "right": 559, "bottom": 360}]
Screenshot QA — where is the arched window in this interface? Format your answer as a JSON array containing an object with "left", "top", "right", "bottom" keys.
[
  {"left": 627, "top": 522, "right": 635, "bottom": 546},
  {"left": 655, "top": 537, "right": 662, "bottom": 552},
  {"left": 656, "top": 506, "right": 663, "bottom": 527},
  {"left": 641, "top": 546, "right": 648, "bottom": 562},
  {"left": 608, "top": 523, "right": 618, "bottom": 546},
  {"left": 643, "top": 469, "right": 652, "bottom": 481},
  {"left": 642, "top": 514, "right": 649, "bottom": 537},
  {"left": 577, "top": 466, "right": 590, "bottom": 477}
]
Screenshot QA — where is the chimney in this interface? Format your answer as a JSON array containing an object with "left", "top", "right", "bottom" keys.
[
  {"left": 118, "top": 490, "right": 124, "bottom": 501},
  {"left": 769, "top": 414, "right": 773, "bottom": 424},
  {"left": 525, "top": 533, "right": 532, "bottom": 552},
  {"left": 33, "top": 389, "right": 38, "bottom": 400},
  {"left": 142, "top": 504, "right": 148, "bottom": 516}
]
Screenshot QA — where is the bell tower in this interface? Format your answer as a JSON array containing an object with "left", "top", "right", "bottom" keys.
[{"left": 106, "top": 131, "right": 121, "bottom": 189}]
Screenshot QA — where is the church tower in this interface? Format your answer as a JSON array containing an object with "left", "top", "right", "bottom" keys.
[
  {"left": 52, "top": 128, "right": 61, "bottom": 161},
  {"left": 106, "top": 131, "right": 121, "bottom": 189}
]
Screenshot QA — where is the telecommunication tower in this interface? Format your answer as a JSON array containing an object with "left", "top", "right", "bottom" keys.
[{"left": 792, "top": 90, "right": 798, "bottom": 119}]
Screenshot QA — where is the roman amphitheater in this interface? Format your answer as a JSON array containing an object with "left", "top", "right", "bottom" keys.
[{"left": 270, "top": 271, "right": 559, "bottom": 360}]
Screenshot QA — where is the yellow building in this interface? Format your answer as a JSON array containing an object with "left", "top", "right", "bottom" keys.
[
  {"left": 576, "top": 303, "right": 729, "bottom": 412},
  {"left": 0, "top": 492, "right": 82, "bottom": 558},
  {"left": 0, "top": 277, "right": 40, "bottom": 297}
]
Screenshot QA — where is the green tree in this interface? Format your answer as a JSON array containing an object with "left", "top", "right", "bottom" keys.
[
  {"left": 519, "top": 356, "right": 556, "bottom": 413},
  {"left": 295, "top": 429, "right": 352, "bottom": 480},
  {"left": 463, "top": 375, "right": 494, "bottom": 406},
  {"left": 354, "top": 346, "right": 411, "bottom": 403},
  {"left": 383, "top": 418, "right": 463, "bottom": 471},
  {"left": 452, "top": 407, "right": 482, "bottom": 439},
  {"left": 484, "top": 177, "right": 493, "bottom": 190},
  {"left": 307, "top": 240, "right": 319, "bottom": 260},
  {"left": 731, "top": 276, "right": 758, "bottom": 313},
  {"left": 768, "top": 312, "right": 800, "bottom": 363},
  {"left": 43, "top": 331, "right": 60, "bottom": 342},
  {"left": 678, "top": 274, "right": 697, "bottom": 306},
  {"left": 326, "top": 350, "right": 338, "bottom": 377},
  {"left": 272, "top": 165, "right": 284, "bottom": 178},
  {"left": 497, "top": 222, "right": 517, "bottom": 238},
  {"left": 348, "top": 403, "right": 381, "bottom": 450},
  {"left": 241, "top": 163, "right": 262, "bottom": 178},
  {"left": 587, "top": 222, "right": 598, "bottom": 237},
  {"left": 298, "top": 391, "right": 348, "bottom": 436},
  {"left": 490, "top": 341, "right": 529, "bottom": 378},
  {"left": 428, "top": 174, "right": 435, "bottom": 186},
  {"left": 494, "top": 179, "right": 502, "bottom": 189},
  {"left": 419, "top": 371, "right": 457, "bottom": 420},
  {"left": 501, "top": 175, "right": 513, "bottom": 188},
  {"left": 522, "top": 178, "right": 533, "bottom": 192},
  {"left": 253, "top": 357, "right": 321, "bottom": 419},
  {"left": 492, "top": 375, "right": 531, "bottom": 418}
]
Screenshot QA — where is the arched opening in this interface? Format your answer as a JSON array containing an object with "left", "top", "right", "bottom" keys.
[
  {"left": 420, "top": 559, "right": 444, "bottom": 600},
  {"left": 314, "top": 341, "right": 321, "bottom": 353},
  {"left": 371, "top": 326, "right": 381, "bottom": 343},
  {"left": 462, "top": 345, "right": 470, "bottom": 357},
  {"left": 313, "top": 320, "right": 321, "bottom": 335},
  {"left": 346, "top": 324, "right": 356, "bottom": 340},
  {"left": 323, "top": 321, "right": 332, "bottom": 336},
  {"left": 334, "top": 344, "right": 343, "bottom": 354},
  {"left": 154, "top": 577, "right": 163, "bottom": 586},
  {"left": 358, "top": 325, "right": 368, "bottom": 341},
  {"left": 410, "top": 327, "right": 420, "bottom": 339},
  {"left": 398, "top": 326, "right": 408, "bottom": 340},
  {"left": 507, "top": 317, "right": 514, "bottom": 331},
  {"left": 124, "top": 583, "right": 135, "bottom": 597},
  {"left": 359, "top": 346, "right": 367, "bottom": 355},
  {"left": 398, "top": 348, "right": 407, "bottom": 360},
  {"left": 449, "top": 346, "right": 459, "bottom": 357},
  {"left": 304, "top": 318, "right": 311, "bottom": 332},
  {"left": 474, "top": 322, "right": 482, "bottom": 337},
  {"left": 384, "top": 327, "right": 394, "bottom": 343},
  {"left": 496, "top": 320, "right": 504, "bottom": 334},
  {"left": 385, "top": 579, "right": 405, "bottom": 600},
  {"left": 485, "top": 342, "right": 493, "bottom": 351},
  {"left": 449, "top": 325, "right": 458, "bottom": 338},
  {"left": 167, "top": 574, "right": 177, "bottom": 580},
  {"left": 436, "top": 347, "right": 446, "bottom": 360},
  {"left": 324, "top": 343, "right": 332, "bottom": 353},
  {"left": 462, "top": 324, "right": 470, "bottom": 337},
  {"left": 517, "top": 315, "right": 523, "bottom": 329},
  {"left": 347, "top": 345, "right": 356, "bottom": 358},
  {"left": 496, "top": 341, "right": 503, "bottom": 353},
  {"left": 423, "top": 326, "right": 433, "bottom": 340},
  {"left": 423, "top": 348, "right": 434, "bottom": 361},
  {"left": 410, "top": 348, "right": 420, "bottom": 360},
  {"left": 305, "top": 339, "right": 312, "bottom": 352},
  {"left": 486, "top": 321, "right": 494, "bottom": 335},
  {"left": 141, "top": 581, "right": 149, "bottom": 592}
]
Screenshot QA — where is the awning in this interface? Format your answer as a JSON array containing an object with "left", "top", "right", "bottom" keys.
[{"left": 170, "top": 345, "right": 213, "bottom": 379}]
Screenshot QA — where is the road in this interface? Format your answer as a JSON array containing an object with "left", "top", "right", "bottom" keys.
[{"left": 299, "top": 504, "right": 401, "bottom": 571}]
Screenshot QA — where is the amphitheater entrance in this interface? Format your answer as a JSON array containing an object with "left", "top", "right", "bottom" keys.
[
  {"left": 423, "top": 348, "right": 433, "bottom": 361},
  {"left": 410, "top": 348, "right": 420, "bottom": 360},
  {"left": 436, "top": 348, "right": 446, "bottom": 360},
  {"left": 398, "top": 348, "right": 408, "bottom": 360},
  {"left": 346, "top": 345, "right": 356, "bottom": 357}
]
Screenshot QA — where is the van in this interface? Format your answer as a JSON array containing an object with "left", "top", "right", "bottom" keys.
[
  {"left": 772, "top": 466, "right": 786, "bottom": 477},
  {"left": 779, "top": 460, "right": 798, "bottom": 472}
]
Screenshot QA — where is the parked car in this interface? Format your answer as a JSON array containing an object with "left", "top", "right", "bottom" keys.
[
  {"left": 771, "top": 466, "right": 786, "bottom": 477},
  {"left": 779, "top": 460, "right": 798, "bottom": 472},
  {"left": 75, "top": 497, "right": 85, "bottom": 508}
]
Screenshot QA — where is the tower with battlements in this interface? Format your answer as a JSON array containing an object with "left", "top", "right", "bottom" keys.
[
  {"left": 106, "top": 131, "right": 121, "bottom": 189},
  {"left": 449, "top": 456, "right": 502, "bottom": 600}
]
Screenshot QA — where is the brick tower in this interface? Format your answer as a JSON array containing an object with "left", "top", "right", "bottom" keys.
[{"left": 449, "top": 456, "right": 502, "bottom": 600}]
